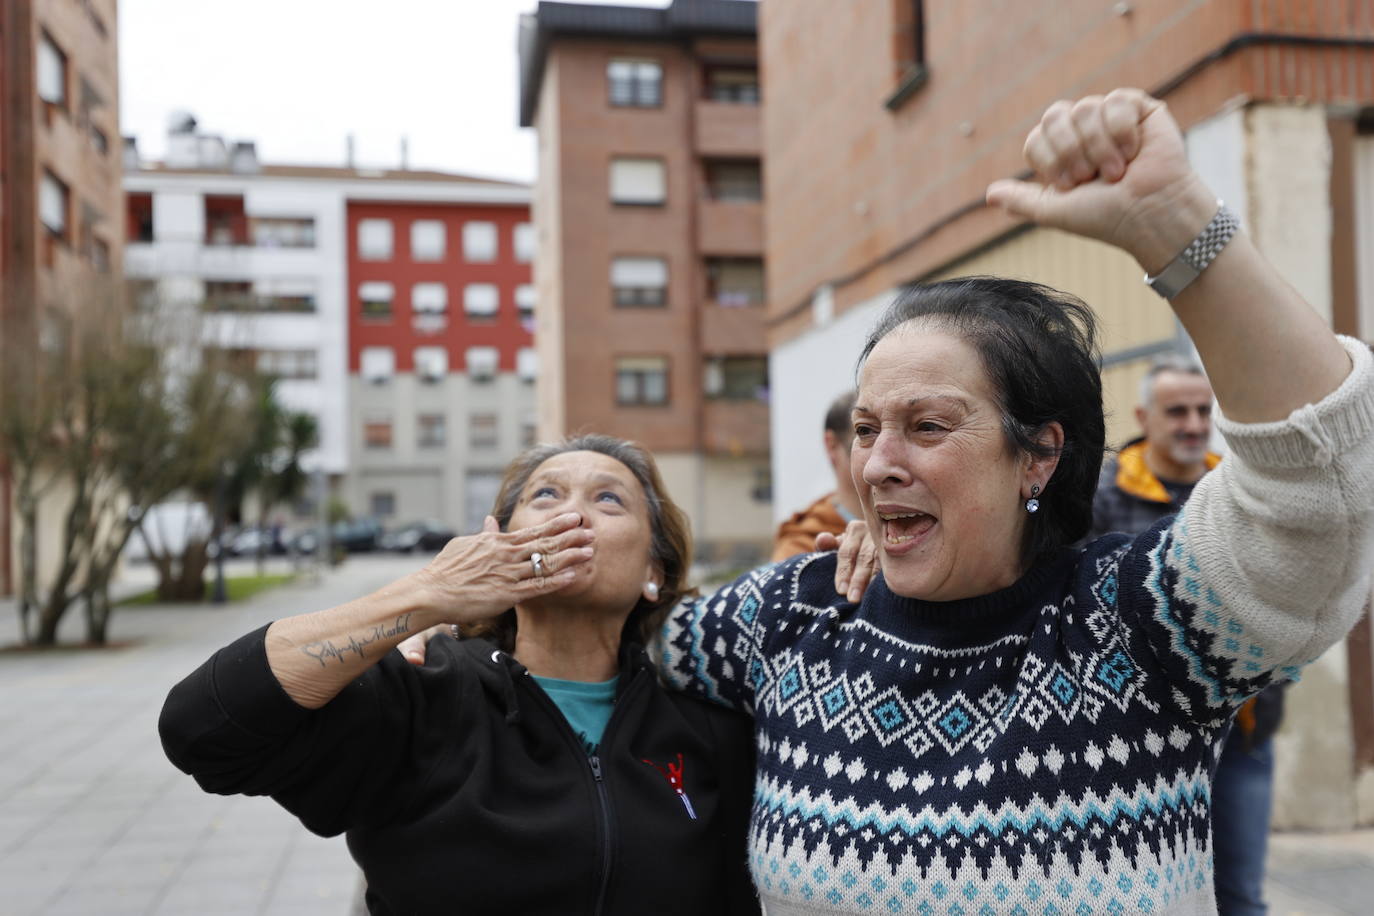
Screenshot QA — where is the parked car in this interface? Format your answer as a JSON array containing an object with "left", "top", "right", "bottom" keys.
[
  {"left": 381, "top": 519, "right": 456, "bottom": 554},
  {"left": 228, "top": 526, "right": 286, "bottom": 557},
  {"left": 332, "top": 518, "right": 383, "bottom": 553}
]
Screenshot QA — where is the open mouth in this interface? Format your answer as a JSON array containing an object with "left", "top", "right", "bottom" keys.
[{"left": 877, "top": 510, "right": 936, "bottom": 546}]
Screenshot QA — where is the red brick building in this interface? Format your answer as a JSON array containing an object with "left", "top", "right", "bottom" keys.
[
  {"left": 1, "top": 0, "right": 122, "bottom": 595},
  {"left": 758, "top": 0, "right": 1374, "bottom": 828},
  {"left": 519, "top": 0, "right": 773, "bottom": 562}
]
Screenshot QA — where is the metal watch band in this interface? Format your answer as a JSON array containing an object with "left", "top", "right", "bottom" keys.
[{"left": 1144, "top": 201, "right": 1241, "bottom": 299}]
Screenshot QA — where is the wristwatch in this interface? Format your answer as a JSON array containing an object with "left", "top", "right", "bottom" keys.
[{"left": 1144, "top": 201, "right": 1241, "bottom": 299}]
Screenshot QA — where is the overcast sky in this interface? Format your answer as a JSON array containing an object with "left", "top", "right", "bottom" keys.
[{"left": 119, "top": 0, "right": 672, "bottom": 184}]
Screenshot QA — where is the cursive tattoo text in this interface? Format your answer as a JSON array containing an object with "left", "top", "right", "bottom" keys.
[{"left": 299, "top": 614, "right": 414, "bottom": 667}]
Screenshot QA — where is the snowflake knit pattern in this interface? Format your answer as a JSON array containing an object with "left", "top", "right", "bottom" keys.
[{"left": 661, "top": 338, "right": 1374, "bottom": 916}]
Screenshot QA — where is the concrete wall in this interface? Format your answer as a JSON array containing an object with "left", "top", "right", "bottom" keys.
[{"left": 347, "top": 372, "right": 534, "bottom": 532}]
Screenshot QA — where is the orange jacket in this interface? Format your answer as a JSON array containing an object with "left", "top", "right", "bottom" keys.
[{"left": 771, "top": 493, "right": 848, "bottom": 562}]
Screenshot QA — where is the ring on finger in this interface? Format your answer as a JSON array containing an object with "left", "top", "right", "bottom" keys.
[{"left": 530, "top": 552, "right": 544, "bottom": 578}]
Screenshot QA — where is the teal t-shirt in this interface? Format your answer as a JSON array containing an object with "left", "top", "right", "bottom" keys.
[{"left": 531, "top": 674, "right": 619, "bottom": 756}]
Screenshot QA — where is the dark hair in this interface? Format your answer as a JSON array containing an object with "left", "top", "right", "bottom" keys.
[
  {"left": 824, "top": 390, "right": 858, "bottom": 442},
  {"left": 857, "top": 276, "right": 1105, "bottom": 561},
  {"left": 463, "top": 434, "right": 694, "bottom": 652}
]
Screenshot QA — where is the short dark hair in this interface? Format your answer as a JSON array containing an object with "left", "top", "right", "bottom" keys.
[
  {"left": 858, "top": 276, "right": 1105, "bottom": 562},
  {"left": 463, "top": 434, "right": 694, "bottom": 651},
  {"left": 824, "top": 390, "right": 857, "bottom": 441}
]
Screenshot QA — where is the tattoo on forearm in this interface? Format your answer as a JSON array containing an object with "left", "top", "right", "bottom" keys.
[{"left": 299, "top": 614, "right": 413, "bottom": 667}]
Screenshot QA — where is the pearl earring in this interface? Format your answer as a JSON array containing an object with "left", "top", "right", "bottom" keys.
[
  {"left": 1025, "top": 484, "right": 1041, "bottom": 514},
  {"left": 645, "top": 582, "right": 660, "bottom": 599}
]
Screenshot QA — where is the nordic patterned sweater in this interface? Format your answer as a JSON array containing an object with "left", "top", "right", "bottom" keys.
[{"left": 661, "top": 337, "right": 1374, "bottom": 916}]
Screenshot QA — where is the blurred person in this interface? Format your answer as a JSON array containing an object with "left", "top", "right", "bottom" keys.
[
  {"left": 399, "top": 88, "right": 1373, "bottom": 914},
  {"left": 771, "top": 390, "right": 862, "bottom": 561},
  {"left": 160, "top": 435, "right": 760, "bottom": 916},
  {"left": 1089, "top": 355, "right": 1285, "bottom": 916}
]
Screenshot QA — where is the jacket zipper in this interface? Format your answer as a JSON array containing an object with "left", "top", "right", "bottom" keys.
[
  {"left": 588, "top": 754, "right": 613, "bottom": 916},
  {"left": 519, "top": 665, "right": 648, "bottom": 916}
]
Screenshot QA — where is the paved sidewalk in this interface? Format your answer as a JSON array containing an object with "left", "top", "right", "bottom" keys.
[
  {"left": 0, "top": 556, "right": 427, "bottom": 916},
  {"left": 1266, "top": 829, "right": 1374, "bottom": 915},
  {"left": 2, "top": 556, "right": 1372, "bottom": 914}
]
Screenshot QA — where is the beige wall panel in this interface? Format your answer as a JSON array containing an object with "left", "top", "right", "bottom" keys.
[{"left": 928, "top": 227, "right": 1177, "bottom": 358}]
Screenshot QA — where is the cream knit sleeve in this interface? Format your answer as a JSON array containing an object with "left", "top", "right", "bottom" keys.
[{"left": 1131, "top": 336, "right": 1374, "bottom": 719}]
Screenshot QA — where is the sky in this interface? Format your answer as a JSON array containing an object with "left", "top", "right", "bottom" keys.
[{"left": 119, "top": 0, "right": 672, "bottom": 184}]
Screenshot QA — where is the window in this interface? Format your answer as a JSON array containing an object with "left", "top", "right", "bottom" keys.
[
  {"left": 704, "top": 355, "right": 768, "bottom": 400},
  {"left": 469, "top": 413, "right": 499, "bottom": 450},
  {"left": 370, "top": 491, "right": 396, "bottom": 517},
  {"left": 37, "top": 33, "right": 67, "bottom": 108},
  {"left": 464, "top": 283, "right": 499, "bottom": 319},
  {"left": 252, "top": 217, "right": 315, "bottom": 248},
  {"left": 887, "top": 0, "right": 929, "bottom": 110},
  {"left": 521, "top": 411, "right": 538, "bottom": 448},
  {"left": 465, "top": 471, "right": 503, "bottom": 533},
  {"left": 466, "top": 346, "right": 499, "bottom": 382},
  {"left": 517, "top": 347, "right": 538, "bottom": 383},
  {"left": 412, "top": 283, "right": 448, "bottom": 314},
  {"left": 361, "top": 346, "right": 395, "bottom": 384},
  {"left": 364, "top": 416, "right": 393, "bottom": 450},
  {"left": 705, "top": 160, "right": 762, "bottom": 202},
  {"left": 414, "top": 346, "right": 448, "bottom": 383},
  {"left": 40, "top": 171, "right": 69, "bottom": 239},
  {"left": 616, "top": 356, "right": 669, "bottom": 406},
  {"left": 256, "top": 278, "right": 316, "bottom": 313},
  {"left": 358, "top": 219, "right": 393, "bottom": 260},
  {"left": 204, "top": 279, "right": 253, "bottom": 311},
  {"left": 360, "top": 282, "right": 394, "bottom": 319},
  {"left": 91, "top": 126, "right": 109, "bottom": 157},
  {"left": 705, "top": 66, "right": 759, "bottom": 104},
  {"left": 514, "top": 223, "right": 536, "bottom": 263},
  {"left": 256, "top": 348, "right": 318, "bottom": 381},
  {"left": 418, "top": 413, "right": 446, "bottom": 448},
  {"left": 462, "top": 221, "right": 497, "bottom": 262},
  {"left": 611, "top": 257, "right": 668, "bottom": 307},
  {"left": 411, "top": 220, "right": 446, "bottom": 261},
  {"left": 608, "top": 59, "right": 662, "bottom": 107},
  {"left": 610, "top": 158, "right": 665, "bottom": 205},
  {"left": 515, "top": 284, "right": 536, "bottom": 320},
  {"left": 205, "top": 195, "right": 248, "bottom": 246},
  {"left": 127, "top": 192, "right": 153, "bottom": 242},
  {"left": 707, "top": 258, "right": 765, "bottom": 306}
]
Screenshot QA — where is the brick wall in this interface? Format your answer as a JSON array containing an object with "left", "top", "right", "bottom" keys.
[{"left": 760, "top": 0, "right": 1374, "bottom": 346}]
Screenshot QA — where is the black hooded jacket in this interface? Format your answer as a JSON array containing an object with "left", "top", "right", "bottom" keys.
[{"left": 159, "top": 625, "right": 759, "bottom": 915}]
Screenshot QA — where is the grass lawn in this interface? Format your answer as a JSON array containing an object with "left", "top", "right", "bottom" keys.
[{"left": 119, "top": 573, "right": 295, "bottom": 606}]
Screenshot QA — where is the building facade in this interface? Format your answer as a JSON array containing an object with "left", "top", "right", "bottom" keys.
[
  {"left": 123, "top": 119, "right": 532, "bottom": 531},
  {"left": 1, "top": 0, "right": 123, "bottom": 596},
  {"left": 347, "top": 200, "right": 535, "bottom": 531},
  {"left": 757, "top": 0, "right": 1374, "bottom": 827},
  {"left": 519, "top": 0, "right": 773, "bottom": 564}
]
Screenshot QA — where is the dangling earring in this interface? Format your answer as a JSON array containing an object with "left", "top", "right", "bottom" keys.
[{"left": 1025, "top": 484, "right": 1041, "bottom": 514}]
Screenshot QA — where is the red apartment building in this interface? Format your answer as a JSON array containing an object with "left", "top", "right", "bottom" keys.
[
  {"left": 347, "top": 198, "right": 536, "bottom": 531},
  {"left": 1, "top": 0, "right": 122, "bottom": 596}
]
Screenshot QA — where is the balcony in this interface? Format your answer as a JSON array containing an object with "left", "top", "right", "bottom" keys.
[
  {"left": 701, "top": 300, "right": 767, "bottom": 354},
  {"left": 696, "top": 199, "right": 762, "bottom": 256},
  {"left": 693, "top": 100, "right": 761, "bottom": 157},
  {"left": 702, "top": 399, "right": 770, "bottom": 457}
]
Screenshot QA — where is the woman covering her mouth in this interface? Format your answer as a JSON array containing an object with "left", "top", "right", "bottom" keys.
[
  {"left": 160, "top": 436, "right": 760, "bottom": 915},
  {"left": 655, "top": 89, "right": 1374, "bottom": 915}
]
